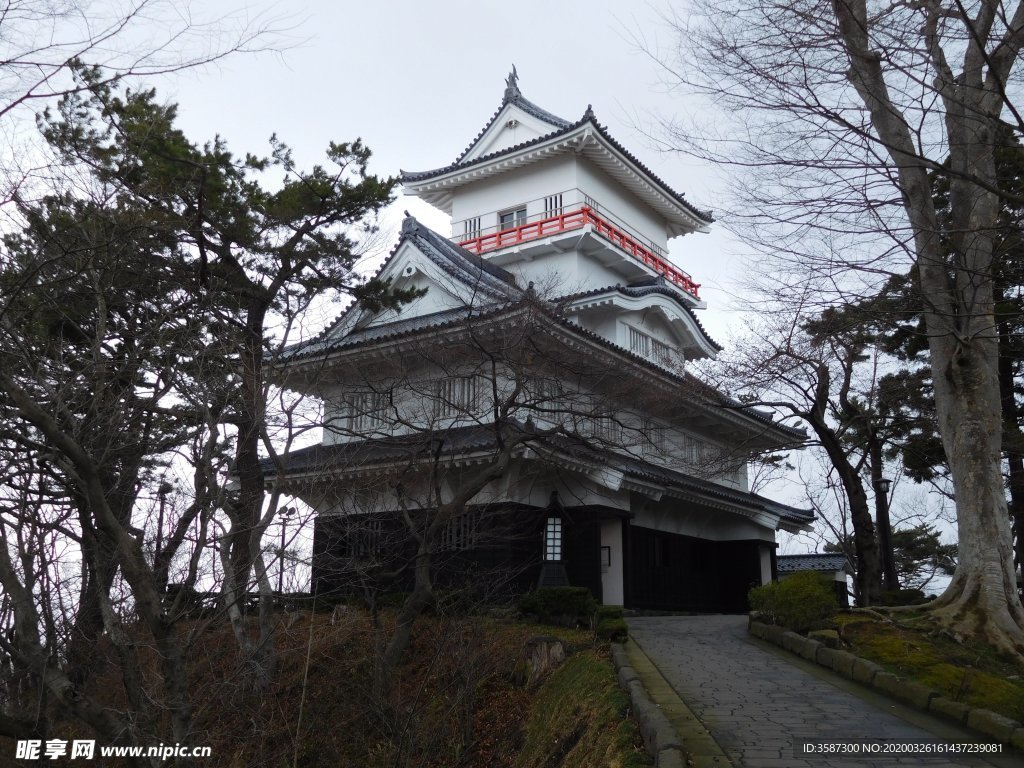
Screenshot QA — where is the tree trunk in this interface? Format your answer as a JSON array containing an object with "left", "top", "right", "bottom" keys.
[
  {"left": 375, "top": 539, "right": 434, "bottom": 699},
  {"left": 809, "top": 363, "right": 882, "bottom": 605},
  {"left": 833, "top": 0, "right": 1024, "bottom": 654},
  {"left": 997, "top": 283, "right": 1024, "bottom": 594}
]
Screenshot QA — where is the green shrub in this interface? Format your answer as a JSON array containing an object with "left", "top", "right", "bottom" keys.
[
  {"left": 519, "top": 587, "right": 597, "bottom": 624},
  {"left": 596, "top": 618, "right": 628, "bottom": 642},
  {"left": 595, "top": 605, "right": 624, "bottom": 622},
  {"left": 749, "top": 572, "right": 838, "bottom": 632}
]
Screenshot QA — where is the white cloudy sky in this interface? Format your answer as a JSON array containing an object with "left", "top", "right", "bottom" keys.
[{"left": 152, "top": 0, "right": 745, "bottom": 341}]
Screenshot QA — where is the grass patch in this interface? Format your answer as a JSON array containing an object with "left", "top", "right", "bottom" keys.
[
  {"left": 513, "top": 649, "right": 652, "bottom": 768},
  {"left": 837, "top": 614, "right": 1024, "bottom": 721}
]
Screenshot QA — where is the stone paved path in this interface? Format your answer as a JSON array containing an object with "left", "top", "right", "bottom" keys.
[{"left": 628, "top": 615, "right": 1024, "bottom": 768}]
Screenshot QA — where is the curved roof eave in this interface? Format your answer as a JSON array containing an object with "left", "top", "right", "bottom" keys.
[
  {"left": 564, "top": 284, "right": 723, "bottom": 356},
  {"left": 401, "top": 115, "right": 713, "bottom": 230}
]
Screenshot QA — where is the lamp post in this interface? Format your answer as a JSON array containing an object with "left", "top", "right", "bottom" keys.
[
  {"left": 277, "top": 507, "right": 294, "bottom": 595},
  {"left": 155, "top": 478, "right": 174, "bottom": 563},
  {"left": 873, "top": 475, "right": 899, "bottom": 591}
]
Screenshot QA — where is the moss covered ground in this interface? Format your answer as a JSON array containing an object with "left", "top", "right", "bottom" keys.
[
  {"left": 837, "top": 613, "right": 1024, "bottom": 722},
  {"left": 512, "top": 650, "right": 652, "bottom": 768}
]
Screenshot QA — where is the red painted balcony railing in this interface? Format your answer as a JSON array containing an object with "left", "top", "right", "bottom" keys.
[{"left": 457, "top": 206, "right": 701, "bottom": 299}]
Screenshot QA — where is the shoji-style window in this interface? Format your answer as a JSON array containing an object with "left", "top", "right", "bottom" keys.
[{"left": 544, "top": 516, "right": 562, "bottom": 561}]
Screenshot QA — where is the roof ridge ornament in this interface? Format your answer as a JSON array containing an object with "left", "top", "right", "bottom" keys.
[
  {"left": 503, "top": 65, "right": 521, "bottom": 102},
  {"left": 583, "top": 103, "right": 595, "bottom": 119},
  {"left": 401, "top": 211, "right": 420, "bottom": 236}
]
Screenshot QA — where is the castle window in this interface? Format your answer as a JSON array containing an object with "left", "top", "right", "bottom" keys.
[
  {"left": 435, "top": 376, "right": 482, "bottom": 420},
  {"left": 627, "top": 325, "right": 678, "bottom": 366},
  {"left": 652, "top": 339, "right": 674, "bottom": 364},
  {"left": 628, "top": 326, "right": 650, "bottom": 358},
  {"left": 499, "top": 206, "right": 527, "bottom": 230},
  {"left": 544, "top": 194, "right": 563, "bottom": 218},
  {"left": 463, "top": 216, "right": 481, "bottom": 239},
  {"left": 588, "top": 412, "right": 620, "bottom": 443},
  {"left": 348, "top": 391, "right": 388, "bottom": 433},
  {"left": 439, "top": 510, "right": 480, "bottom": 551},
  {"left": 339, "top": 517, "right": 382, "bottom": 558},
  {"left": 645, "top": 419, "right": 669, "bottom": 454}
]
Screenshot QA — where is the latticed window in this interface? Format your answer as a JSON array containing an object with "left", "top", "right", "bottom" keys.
[
  {"left": 462, "top": 216, "right": 481, "bottom": 239},
  {"left": 341, "top": 518, "right": 382, "bottom": 558},
  {"left": 589, "top": 412, "right": 619, "bottom": 443},
  {"left": 683, "top": 435, "right": 717, "bottom": 465},
  {"left": 652, "top": 339, "right": 675, "bottom": 364},
  {"left": 435, "top": 376, "right": 482, "bottom": 419},
  {"left": 544, "top": 517, "right": 562, "bottom": 561},
  {"left": 628, "top": 326, "right": 650, "bottom": 358},
  {"left": 544, "top": 194, "right": 563, "bottom": 218},
  {"left": 645, "top": 419, "right": 668, "bottom": 454},
  {"left": 348, "top": 391, "right": 388, "bottom": 433},
  {"left": 628, "top": 326, "right": 678, "bottom": 367},
  {"left": 439, "top": 510, "right": 480, "bottom": 552}
]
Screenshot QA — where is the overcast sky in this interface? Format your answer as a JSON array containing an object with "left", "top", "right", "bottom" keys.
[{"left": 157, "top": 0, "right": 744, "bottom": 341}]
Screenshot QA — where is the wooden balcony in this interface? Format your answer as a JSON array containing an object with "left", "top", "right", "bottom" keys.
[{"left": 456, "top": 206, "right": 700, "bottom": 299}]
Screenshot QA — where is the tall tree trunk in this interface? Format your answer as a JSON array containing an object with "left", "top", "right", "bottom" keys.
[
  {"left": 809, "top": 363, "right": 882, "bottom": 605},
  {"left": 375, "top": 540, "right": 434, "bottom": 699},
  {"left": 834, "top": 0, "right": 1024, "bottom": 654}
]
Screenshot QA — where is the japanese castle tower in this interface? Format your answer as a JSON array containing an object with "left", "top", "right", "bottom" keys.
[{"left": 273, "top": 71, "right": 810, "bottom": 610}]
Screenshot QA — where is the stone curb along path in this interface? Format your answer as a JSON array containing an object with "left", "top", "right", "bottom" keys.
[
  {"left": 611, "top": 641, "right": 734, "bottom": 768},
  {"left": 749, "top": 620, "right": 1024, "bottom": 752}
]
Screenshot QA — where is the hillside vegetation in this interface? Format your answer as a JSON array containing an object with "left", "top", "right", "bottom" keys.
[{"left": 2, "top": 610, "right": 648, "bottom": 767}]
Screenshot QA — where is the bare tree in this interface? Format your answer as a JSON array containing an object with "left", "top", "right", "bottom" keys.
[
  {"left": 705, "top": 299, "right": 886, "bottom": 604},
  {"left": 655, "top": 0, "right": 1024, "bottom": 653}
]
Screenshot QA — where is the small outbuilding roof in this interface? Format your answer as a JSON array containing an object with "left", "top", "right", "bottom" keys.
[{"left": 777, "top": 553, "right": 849, "bottom": 573}]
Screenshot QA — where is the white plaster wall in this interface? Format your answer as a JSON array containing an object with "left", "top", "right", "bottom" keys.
[
  {"left": 450, "top": 157, "right": 577, "bottom": 228},
  {"left": 506, "top": 252, "right": 624, "bottom": 296},
  {"left": 760, "top": 546, "right": 773, "bottom": 585},
  {"left": 463, "top": 104, "right": 563, "bottom": 162},
  {"left": 576, "top": 160, "right": 667, "bottom": 251},
  {"left": 600, "top": 519, "right": 625, "bottom": 605},
  {"left": 572, "top": 306, "right": 620, "bottom": 340},
  {"left": 317, "top": 351, "right": 753, "bottom": 493}
]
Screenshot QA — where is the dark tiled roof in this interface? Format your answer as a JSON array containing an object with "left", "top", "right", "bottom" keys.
[
  {"left": 405, "top": 216, "right": 517, "bottom": 289},
  {"left": 278, "top": 215, "right": 520, "bottom": 361},
  {"left": 610, "top": 452, "right": 813, "bottom": 525},
  {"left": 280, "top": 303, "right": 516, "bottom": 362},
  {"left": 263, "top": 425, "right": 813, "bottom": 526},
  {"left": 259, "top": 425, "right": 500, "bottom": 475},
  {"left": 401, "top": 111, "right": 713, "bottom": 225},
  {"left": 777, "top": 554, "right": 849, "bottom": 573}
]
